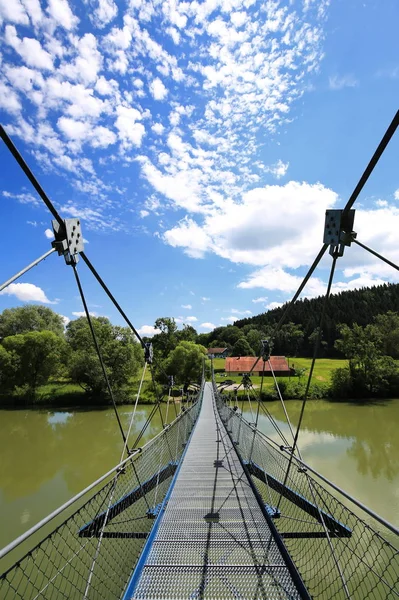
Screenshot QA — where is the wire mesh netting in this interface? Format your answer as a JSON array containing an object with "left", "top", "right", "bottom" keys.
[
  {"left": 215, "top": 386, "right": 399, "bottom": 599},
  {"left": 0, "top": 395, "right": 201, "bottom": 600}
]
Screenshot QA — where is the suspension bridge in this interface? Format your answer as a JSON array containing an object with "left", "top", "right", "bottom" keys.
[{"left": 0, "top": 112, "right": 399, "bottom": 599}]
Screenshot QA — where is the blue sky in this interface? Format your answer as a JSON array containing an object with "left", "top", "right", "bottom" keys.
[{"left": 0, "top": 0, "right": 398, "bottom": 335}]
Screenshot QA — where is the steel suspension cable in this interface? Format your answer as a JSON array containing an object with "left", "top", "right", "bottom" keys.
[
  {"left": 120, "top": 362, "right": 147, "bottom": 460},
  {"left": 0, "top": 248, "right": 56, "bottom": 293},
  {"left": 248, "top": 385, "right": 291, "bottom": 448},
  {"left": 267, "top": 359, "right": 302, "bottom": 459},
  {"left": 0, "top": 125, "right": 63, "bottom": 227},
  {"left": 277, "top": 254, "right": 337, "bottom": 513},
  {"left": 72, "top": 264, "right": 127, "bottom": 446},
  {"left": 352, "top": 238, "right": 399, "bottom": 272},
  {"left": 342, "top": 109, "right": 399, "bottom": 219}
]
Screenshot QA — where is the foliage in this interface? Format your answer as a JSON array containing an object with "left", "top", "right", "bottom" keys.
[
  {"left": 0, "top": 305, "right": 65, "bottom": 339},
  {"left": 66, "top": 317, "right": 143, "bottom": 396},
  {"left": 165, "top": 341, "right": 208, "bottom": 386},
  {"left": 0, "top": 344, "right": 17, "bottom": 392},
  {"left": 151, "top": 317, "right": 178, "bottom": 358},
  {"left": 235, "top": 282, "right": 399, "bottom": 357},
  {"left": 333, "top": 322, "right": 399, "bottom": 397},
  {"left": 176, "top": 324, "right": 197, "bottom": 343},
  {"left": 2, "top": 331, "right": 65, "bottom": 398},
  {"left": 232, "top": 337, "right": 254, "bottom": 356}
]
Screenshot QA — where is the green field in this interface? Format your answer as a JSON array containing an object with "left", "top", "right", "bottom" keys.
[{"left": 213, "top": 357, "right": 348, "bottom": 389}]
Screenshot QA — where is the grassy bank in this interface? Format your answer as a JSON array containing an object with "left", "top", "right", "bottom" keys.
[
  {"left": 213, "top": 357, "right": 348, "bottom": 397},
  {"left": 0, "top": 370, "right": 160, "bottom": 408}
]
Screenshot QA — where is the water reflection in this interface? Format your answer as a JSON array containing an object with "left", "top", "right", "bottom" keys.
[
  {"left": 1, "top": 399, "right": 398, "bottom": 549},
  {"left": 243, "top": 398, "right": 399, "bottom": 527},
  {"left": 0, "top": 405, "right": 165, "bottom": 548}
]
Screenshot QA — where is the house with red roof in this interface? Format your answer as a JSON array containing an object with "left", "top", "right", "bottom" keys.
[{"left": 225, "top": 356, "right": 291, "bottom": 377}]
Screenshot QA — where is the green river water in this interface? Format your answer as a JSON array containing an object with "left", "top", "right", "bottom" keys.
[{"left": 1, "top": 398, "right": 398, "bottom": 550}]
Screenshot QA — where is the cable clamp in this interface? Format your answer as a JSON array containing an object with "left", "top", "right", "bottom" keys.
[
  {"left": 261, "top": 339, "right": 272, "bottom": 362},
  {"left": 52, "top": 218, "right": 84, "bottom": 266},
  {"left": 323, "top": 209, "right": 356, "bottom": 258},
  {"left": 144, "top": 342, "right": 153, "bottom": 364}
]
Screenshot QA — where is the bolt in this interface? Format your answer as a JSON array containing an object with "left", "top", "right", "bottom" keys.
[
  {"left": 73, "top": 226, "right": 76, "bottom": 231},
  {"left": 77, "top": 220, "right": 80, "bottom": 225},
  {"left": 74, "top": 247, "right": 77, "bottom": 253},
  {"left": 71, "top": 232, "right": 74, "bottom": 237}
]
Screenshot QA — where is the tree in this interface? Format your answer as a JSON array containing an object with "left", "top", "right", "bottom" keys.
[
  {"left": 0, "top": 305, "right": 65, "bottom": 339},
  {"left": 165, "top": 341, "right": 208, "bottom": 386},
  {"left": 334, "top": 322, "right": 399, "bottom": 396},
  {"left": 151, "top": 317, "right": 178, "bottom": 358},
  {"left": 374, "top": 312, "right": 399, "bottom": 358},
  {"left": 176, "top": 324, "right": 197, "bottom": 343},
  {"left": 232, "top": 338, "right": 254, "bottom": 356},
  {"left": 0, "top": 345, "right": 17, "bottom": 394},
  {"left": 220, "top": 326, "right": 244, "bottom": 346},
  {"left": 2, "top": 331, "right": 65, "bottom": 397},
  {"left": 66, "top": 317, "right": 143, "bottom": 396},
  {"left": 196, "top": 332, "right": 210, "bottom": 347}
]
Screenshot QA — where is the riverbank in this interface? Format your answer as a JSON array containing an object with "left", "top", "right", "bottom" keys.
[{"left": 0, "top": 358, "right": 350, "bottom": 407}]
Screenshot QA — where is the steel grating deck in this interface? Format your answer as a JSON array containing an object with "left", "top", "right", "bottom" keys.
[{"left": 127, "top": 383, "right": 307, "bottom": 599}]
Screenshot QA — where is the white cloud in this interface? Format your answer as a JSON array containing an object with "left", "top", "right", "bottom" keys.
[
  {"left": 221, "top": 316, "right": 237, "bottom": 323},
  {"left": 0, "top": 283, "right": 57, "bottom": 304},
  {"left": 47, "top": 0, "right": 78, "bottom": 30},
  {"left": 138, "top": 325, "right": 161, "bottom": 336},
  {"left": 5, "top": 26, "right": 53, "bottom": 70},
  {"left": 21, "top": 0, "right": 43, "bottom": 24},
  {"left": 0, "top": 81, "right": 22, "bottom": 114},
  {"left": 266, "top": 301, "right": 283, "bottom": 310},
  {"left": 201, "top": 297, "right": 210, "bottom": 301},
  {"left": 394, "top": 190, "right": 399, "bottom": 201},
  {"left": 0, "top": 0, "right": 29, "bottom": 25},
  {"left": 140, "top": 210, "right": 149, "bottom": 218},
  {"left": 3, "top": 190, "right": 39, "bottom": 205},
  {"left": 151, "top": 122, "right": 164, "bottom": 135},
  {"left": 44, "top": 228, "right": 53, "bottom": 239},
  {"left": 149, "top": 77, "right": 168, "bottom": 100},
  {"left": 163, "top": 182, "right": 338, "bottom": 266},
  {"left": 89, "top": 0, "right": 117, "bottom": 28},
  {"left": 329, "top": 74, "right": 358, "bottom": 90},
  {"left": 72, "top": 311, "right": 98, "bottom": 317},
  {"left": 181, "top": 304, "right": 192, "bottom": 309},
  {"left": 115, "top": 105, "right": 145, "bottom": 147},
  {"left": 200, "top": 322, "right": 216, "bottom": 330},
  {"left": 265, "top": 160, "right": 289, "bottom": 179},
  {"left": 252, "top": 296, "right": 268, "bottom": 303},
  {"left": 231, "top": 308, "right": 252, "bottom": 315}
]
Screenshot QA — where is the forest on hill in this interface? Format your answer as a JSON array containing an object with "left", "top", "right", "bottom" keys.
[{"left": 207, "top": 283, "right": 399, "bottom": 358}]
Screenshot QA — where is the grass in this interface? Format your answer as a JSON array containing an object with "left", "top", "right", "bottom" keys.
[{"left": 214, "top": 357, "right": 348, "bottom": 390}]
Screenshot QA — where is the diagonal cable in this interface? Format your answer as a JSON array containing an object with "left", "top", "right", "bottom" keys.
[{"left": 72, "top": 264, "right": 127, "bottom": 447}]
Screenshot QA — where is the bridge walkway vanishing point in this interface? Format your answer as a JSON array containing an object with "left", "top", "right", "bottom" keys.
[{"left": 125, "top": 382, "right": 309, "bottom": 600}]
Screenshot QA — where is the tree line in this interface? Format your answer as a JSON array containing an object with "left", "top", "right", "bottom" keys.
[
  {"left": 0, "top": 306, "right": 208, "bottom": 406},
  {"left": 232, "top": 282, "right": 399, "bottom": 357}
]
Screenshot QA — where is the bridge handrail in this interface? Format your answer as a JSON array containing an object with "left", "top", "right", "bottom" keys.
[
  {"left": 0, "top": 385, "right": 203, "bottom": 563},
  {"left": 221, "top": 400, "right": 399, "bottom": 538}
]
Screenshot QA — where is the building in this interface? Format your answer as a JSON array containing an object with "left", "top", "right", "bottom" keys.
[
  {"left": 207, "top": 347, "right": 228, "bottom": 358},
  {"left": 225, "top": 356, "right": 291, "bottom": 377}
]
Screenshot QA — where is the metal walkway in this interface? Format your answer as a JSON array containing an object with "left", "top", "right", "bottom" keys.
[{"left": 126, "top": 382, "right": 308, "bottom": 599}]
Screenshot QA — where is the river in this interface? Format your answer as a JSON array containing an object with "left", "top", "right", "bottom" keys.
[{"left": 1, "top": 398, "right": 398, "bottom": 550}]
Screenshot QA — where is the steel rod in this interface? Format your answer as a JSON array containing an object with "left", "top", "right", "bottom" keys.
[
  {"left": 0, "top": 247, "right": 56, "bottom": 292},
  {"left": 0, "top": 125, "right": 63, "bottom": 227},
  {"left": 353, "top": 238, "right": 399, "bottom": 272},
  {"left": 342, "top": 110, "right": 399, "bottom": 218}
]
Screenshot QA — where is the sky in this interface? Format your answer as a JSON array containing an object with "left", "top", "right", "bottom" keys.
[{"left": 0, "top": 0, "right": 398, "bottom": 336}]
